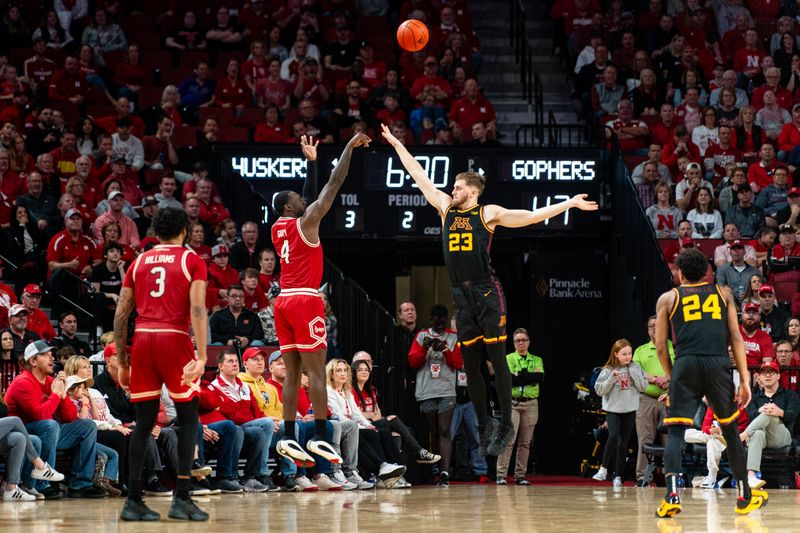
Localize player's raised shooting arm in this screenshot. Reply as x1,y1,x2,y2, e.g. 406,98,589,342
300,135,319,202
190,279,208,365
303,133,371,226
113,287,135,367
654,290,675,378
380,124,451,217
484,194,598,229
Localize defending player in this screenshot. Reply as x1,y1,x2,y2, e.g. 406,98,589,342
114,207,209,521
654,248,767,517
381,124,597,455
271,133,371,466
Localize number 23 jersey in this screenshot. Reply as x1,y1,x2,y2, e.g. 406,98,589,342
271,217,323,290
669,282,729,357
442,205,495,284
123,244,208,330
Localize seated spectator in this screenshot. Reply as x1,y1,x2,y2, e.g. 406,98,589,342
81,9,126,67
134,196,157,237
154,174,182,210
752,67,791,111
186,222,212,263
90,241,125,333
66,175,99,225
370,69,413,115
605,99,648,154
1,204,47,286
775,338,800,390
181,161,220,202
674,69,708,109
20,284,54,342
243,40,268,95
774,186,800,226
96,97,146,140
254,105,291,143
110,119,144,172
684,402,748,489
646,182,683,238
209,285,265,347
46,209,99,303
257,248,279,293
650,103,677,147
742,361,798,488
412,56,454,108
165,11,207,52
33,10,74,51
179,63,215,110
205,6,243,55
113,44,146,102
675,86,702,134
725,186,765,239
778,104,800,165
255,58,291,110
749,229,777,267
590,65,626,122
296,99,334,143
324,26,360,74
716,240,761,302
375,93,406,127
93,190,139,249
710,70,748,108
49,129,80,180
631,145,672,185
184,198,214,247
465,121,501,147
213,59,251,112
256,286,279,345
240,268,267,313
207,245,239,311
741,304,776,366
15,171,60,235
758,284,788,341
756,91,791,141
409,92,446,141
676,162,712,212
230,221,263,271
50,312,91,356
691,107,719,157
294,58,331,111
576,42,610,104
766,223,800,274
756,165,790,219
714,223,759,267
636,161,663,211
195,178,230,229
687,187,723,238
333,80,371,131
95,178,138,219
216,218,241,250
662,125,700,176
3,305,40,360
741,274,766,307
352,357,440,465
704,125,742,183
4,340,103,498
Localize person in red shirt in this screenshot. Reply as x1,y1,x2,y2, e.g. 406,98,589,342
292,58,331,110
243,40,269,95
213,59,251,112
113,44,147,102
241,268,268,312
142,116,178,170
254,105,291,143
47,56,86,105
4,340,102,498
46,208,99,280
747,143,779,192
375,94,406,126
258,247,280,293
740,303,775,367
358,43,387,89
775,339,800,391
751,67,792,111
720,13,749,63
704,125,742,182
733,29,767,86
777,104,800,162
24,38,56,101
94,97,146,139
0,149,23,202
650,103,677,148
49,128,80,179
411,56,453,106
661,125,701,176
20,284,55,342
449,78,496,142
207,245,240,311
255,58,291,110
113,207,209,520
195,178,230,228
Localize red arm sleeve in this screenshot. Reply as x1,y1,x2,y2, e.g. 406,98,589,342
198,385,222,411
443,342,463,370
56,396,78,423
701,407,714,433
48,72,68,102
408,333,427,369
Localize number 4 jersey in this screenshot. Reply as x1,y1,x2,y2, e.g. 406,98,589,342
669,282,729,357
123,244,208,330
442,205,494,283
271,217,324,290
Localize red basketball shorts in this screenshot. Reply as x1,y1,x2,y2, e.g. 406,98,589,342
274,290,327,353
129,329,198,403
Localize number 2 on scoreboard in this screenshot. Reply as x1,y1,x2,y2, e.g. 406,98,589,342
280,239,290,264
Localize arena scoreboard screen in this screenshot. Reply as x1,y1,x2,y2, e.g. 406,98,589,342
215,145,604,238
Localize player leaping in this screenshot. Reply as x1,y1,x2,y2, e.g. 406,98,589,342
271,133,371,467
381,123,598,456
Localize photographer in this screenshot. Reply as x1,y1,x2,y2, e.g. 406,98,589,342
209,285,265,347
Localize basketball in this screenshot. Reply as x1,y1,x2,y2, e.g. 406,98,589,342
397,19,429,52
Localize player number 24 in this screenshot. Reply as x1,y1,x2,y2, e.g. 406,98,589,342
682,293,722,322
448,233,473,252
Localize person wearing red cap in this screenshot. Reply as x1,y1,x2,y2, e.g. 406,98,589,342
742,361,799,488
20,284,55,342
715,239,760,303
4,304,40,360
46,208,99,303
766,223,800,274
747,227,777,268
740,303,776,367
757,284,789,342
206,245,239,312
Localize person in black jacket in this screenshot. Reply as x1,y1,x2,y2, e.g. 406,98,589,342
209,285,265,347
49,312,91,356
228,222,264,271
742,361,800,488
1,204,47,285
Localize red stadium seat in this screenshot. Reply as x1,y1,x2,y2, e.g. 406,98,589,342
200,107,234,127
623,154,646,172
122,13,155,36
179,50,211,70
218,127,250,143
232,108,264,128
9,48,29,68
143,169,165,187
772,280,799,304
104,50,127,69
86,105,114,120
51,102,80,127
694,239,722,259
140,87,163,109
216,51,247,70
172,126,196,149
129,33,161,51
162,67,194,87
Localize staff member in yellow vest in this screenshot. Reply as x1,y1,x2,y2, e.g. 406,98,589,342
632,315,675,486
496,328,543,485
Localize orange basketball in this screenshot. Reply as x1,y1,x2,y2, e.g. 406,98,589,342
397,19,429,52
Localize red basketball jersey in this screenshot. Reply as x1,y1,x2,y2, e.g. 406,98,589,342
123,244,208,330
271,217,323,290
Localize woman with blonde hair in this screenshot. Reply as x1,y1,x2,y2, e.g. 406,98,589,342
592,339,647,487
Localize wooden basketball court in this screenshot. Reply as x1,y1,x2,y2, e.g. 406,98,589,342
0,485,792,532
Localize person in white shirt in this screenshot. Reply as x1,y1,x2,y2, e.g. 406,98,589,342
687,186,724,238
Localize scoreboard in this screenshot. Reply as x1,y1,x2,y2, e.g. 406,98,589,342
215,144,604,238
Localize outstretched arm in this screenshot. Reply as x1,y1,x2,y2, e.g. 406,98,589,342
381,123,452,217
301,132,371,229
300,135,319,202
484,194,598,229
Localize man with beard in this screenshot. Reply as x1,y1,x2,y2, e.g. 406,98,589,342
739,303,775,367
381,123,598,457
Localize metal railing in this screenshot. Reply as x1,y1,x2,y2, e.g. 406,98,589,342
510,0,534,105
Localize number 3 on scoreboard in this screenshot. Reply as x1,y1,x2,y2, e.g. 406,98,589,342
681,293,722,322
280,239,290,264
150,266,166,298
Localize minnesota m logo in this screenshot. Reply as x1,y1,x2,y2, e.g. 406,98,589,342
449,217,473,231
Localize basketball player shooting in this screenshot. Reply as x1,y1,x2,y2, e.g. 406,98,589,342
381,123,598,455
271,132,371,466
654,248,766,517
